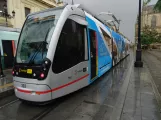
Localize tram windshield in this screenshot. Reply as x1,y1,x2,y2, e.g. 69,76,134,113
16,8,63,64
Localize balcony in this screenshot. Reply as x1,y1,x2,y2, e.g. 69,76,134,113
0,17,12,27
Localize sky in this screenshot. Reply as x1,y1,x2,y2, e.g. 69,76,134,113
59,0,158,43
149,0,157,5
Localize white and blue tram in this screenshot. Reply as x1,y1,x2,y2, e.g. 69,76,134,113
13,5,130,102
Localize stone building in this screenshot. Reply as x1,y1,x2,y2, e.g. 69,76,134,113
135,4,161,49
142,5,161,32
135,4,161,43
0,0,58,28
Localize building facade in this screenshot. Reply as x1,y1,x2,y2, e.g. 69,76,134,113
135,4,161,44
135,4,161,49
7,0,57,28
142,5,161,33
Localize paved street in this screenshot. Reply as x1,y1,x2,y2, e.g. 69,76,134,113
0,69,13,92
143,50,161,101
0,50,160,120
121,60,161,120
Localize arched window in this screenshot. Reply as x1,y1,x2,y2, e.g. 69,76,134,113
151,15,157,28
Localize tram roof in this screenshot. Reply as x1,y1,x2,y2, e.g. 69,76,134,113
0,26,21,32
27,4,128,39
28,6,66,17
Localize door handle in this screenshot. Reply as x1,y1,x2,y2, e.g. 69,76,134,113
83,68,87,72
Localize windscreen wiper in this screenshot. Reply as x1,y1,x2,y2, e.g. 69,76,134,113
28,28,50,64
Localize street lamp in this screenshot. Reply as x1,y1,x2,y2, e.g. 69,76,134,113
1,0,16,26
134,0,143,67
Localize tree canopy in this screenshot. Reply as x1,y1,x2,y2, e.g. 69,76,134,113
143,0,151,6
154,0,161,11
141,25,161,46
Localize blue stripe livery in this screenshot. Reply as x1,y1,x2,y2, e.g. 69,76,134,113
86,16,126,84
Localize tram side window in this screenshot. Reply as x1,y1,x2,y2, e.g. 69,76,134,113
52,19,85,73
100,28,112,52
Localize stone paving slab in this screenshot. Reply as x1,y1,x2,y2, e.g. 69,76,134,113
0,69,14,99
120,62,161,120
143,51,161,108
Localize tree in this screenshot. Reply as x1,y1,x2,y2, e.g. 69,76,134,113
143,0,151,6
141,25,158,46
156,33,161,43
154,0,161,11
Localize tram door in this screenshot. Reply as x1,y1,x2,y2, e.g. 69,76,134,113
89,29,97,80
2,40,14,69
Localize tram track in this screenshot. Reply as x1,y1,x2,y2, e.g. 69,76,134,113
29,99,68,120
0,92,70,120
30,95,72,120
0,98,64,120
30,104,58,120
0,99,19,109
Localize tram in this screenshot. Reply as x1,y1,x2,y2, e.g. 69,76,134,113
13,4,130,102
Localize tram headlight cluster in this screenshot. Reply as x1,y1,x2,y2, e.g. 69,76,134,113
38,58,51,80
12,58,51,80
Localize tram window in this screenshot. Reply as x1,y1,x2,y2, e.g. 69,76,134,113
100,28,112,52
52,19,85,73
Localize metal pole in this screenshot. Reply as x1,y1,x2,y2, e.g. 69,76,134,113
5,15,7,26
134,0,143,67
138,0,141,50
111,32,114,67
3,0,8,27
0,49,4,77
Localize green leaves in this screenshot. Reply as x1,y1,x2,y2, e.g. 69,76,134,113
154,0,161,11
143,0,151,6
141,25,160,45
